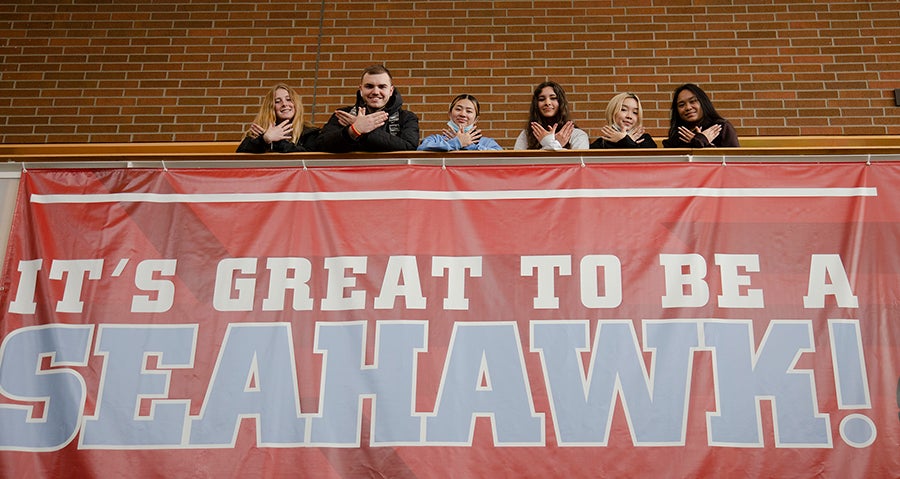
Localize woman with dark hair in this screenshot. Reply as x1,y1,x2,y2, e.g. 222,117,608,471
662,83,739,148
236,83,319,153
418,94,502,151
514,81,589,150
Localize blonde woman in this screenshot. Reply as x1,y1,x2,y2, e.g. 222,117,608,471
590,92,657,149
237,83,319,153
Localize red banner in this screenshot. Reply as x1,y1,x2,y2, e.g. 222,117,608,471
1,163,899,477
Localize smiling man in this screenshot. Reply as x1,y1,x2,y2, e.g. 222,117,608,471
318,64,420,152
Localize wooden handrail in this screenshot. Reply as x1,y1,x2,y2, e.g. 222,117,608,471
1,136,899,163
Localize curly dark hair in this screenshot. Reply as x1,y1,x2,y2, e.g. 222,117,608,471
526,81,574,149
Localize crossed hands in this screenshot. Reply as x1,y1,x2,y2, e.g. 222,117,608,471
336,108,389,137
530,121,574,147
598,125,648,144
441,122,483,148
250,119,293,144
677,124,721,145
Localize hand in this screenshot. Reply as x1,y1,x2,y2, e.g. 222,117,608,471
441,127,455,140
555,121,574,147
628,125,647,144
530,121,554,142
699,124,722,143
349,107,388,136
334,110,355,127
456,125,483,148
678,125,721,144
262,119,293,144
677,126,696,143
248,123,265,139
599,125,627,143
444,122,482,148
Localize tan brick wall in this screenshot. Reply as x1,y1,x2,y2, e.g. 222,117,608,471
1,0,898,147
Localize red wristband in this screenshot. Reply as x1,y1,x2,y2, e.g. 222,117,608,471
349,124,361,138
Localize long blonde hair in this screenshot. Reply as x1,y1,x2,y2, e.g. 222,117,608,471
605,92,643,130
246,83,310,144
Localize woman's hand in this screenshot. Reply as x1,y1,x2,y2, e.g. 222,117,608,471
677,126,696,143
459,122,483,148
628,125,648,144
678,124,721,144
442,123,483,148
555,121,574,147
262,119,293,144
599,125,627,143
530,121,554,142
248,123,265,139
699,124,722,143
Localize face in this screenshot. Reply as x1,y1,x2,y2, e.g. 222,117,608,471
536,86,559,118
273,88,294,122
615,97,640,131
676,89,703,123
449,99,478,127
359,72,394,110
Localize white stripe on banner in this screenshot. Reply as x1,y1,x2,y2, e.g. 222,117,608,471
30,187,878,204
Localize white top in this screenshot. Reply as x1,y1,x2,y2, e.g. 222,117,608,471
514,128,589,150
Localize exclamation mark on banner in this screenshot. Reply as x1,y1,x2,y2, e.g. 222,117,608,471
829,320,876,448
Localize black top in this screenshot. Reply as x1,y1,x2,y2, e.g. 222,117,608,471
236,126,320,153
317,90,420,152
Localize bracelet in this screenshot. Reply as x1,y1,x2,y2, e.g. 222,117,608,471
349,124,362,138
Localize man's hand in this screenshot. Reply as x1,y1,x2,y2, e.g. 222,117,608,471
348,108,388,137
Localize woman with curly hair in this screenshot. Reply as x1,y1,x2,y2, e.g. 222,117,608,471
514,81,588,150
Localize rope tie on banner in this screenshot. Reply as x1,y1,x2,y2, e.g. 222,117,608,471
441,156,446,170
126,161,134,168
21,162,27,173
579,156,586,167
722,155,727,166
866,154,871,166
161,160,168,171
302,159,307,170
687,154,693,163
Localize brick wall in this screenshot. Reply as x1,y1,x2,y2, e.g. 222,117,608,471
1,0,898,146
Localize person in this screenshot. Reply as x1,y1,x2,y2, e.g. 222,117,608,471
662,83,739,148
514,81,589,150
318,64,420,152
236,83,319,153
590,92,657,149
417,94,502,151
